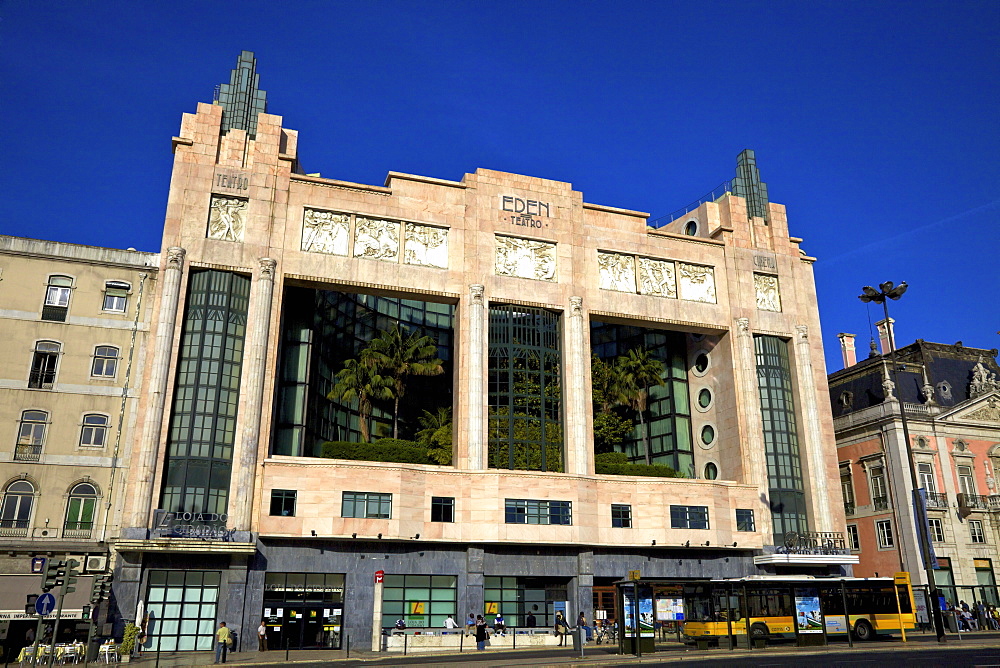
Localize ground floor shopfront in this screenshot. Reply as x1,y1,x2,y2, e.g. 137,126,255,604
115,538,853,652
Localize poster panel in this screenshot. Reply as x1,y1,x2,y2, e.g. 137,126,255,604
794,588,823,634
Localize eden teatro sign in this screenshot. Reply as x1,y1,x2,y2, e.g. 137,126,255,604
500,195,551,229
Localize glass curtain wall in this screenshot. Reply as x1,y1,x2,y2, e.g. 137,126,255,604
754,335,807,542
145,570,221,651
590,323,692,472
161,270,250,515
488,305,563,472
381,575,457,629
274,287,454,456
484,577,568,628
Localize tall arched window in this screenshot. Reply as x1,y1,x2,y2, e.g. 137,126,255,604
80,414,109,447
64,483,98,537
29,341,60,389
42,275,73,321
0,481,35,535
15,410,48,461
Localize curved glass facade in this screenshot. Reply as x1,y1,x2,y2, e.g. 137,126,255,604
274,286,454,456
754,334,807,542
161,270,250,515
488,305,563,472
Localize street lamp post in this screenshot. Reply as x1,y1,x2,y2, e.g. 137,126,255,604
859,281,946,642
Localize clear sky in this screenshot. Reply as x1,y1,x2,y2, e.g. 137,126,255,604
2,1,997,372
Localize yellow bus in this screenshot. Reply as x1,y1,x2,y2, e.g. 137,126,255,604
680,574,915,643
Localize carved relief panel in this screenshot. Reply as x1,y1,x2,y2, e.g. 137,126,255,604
495,235,557,281
354,217,400,262
404,223,449,268
207,196,248,242
597,252,636,292
638,257,677,298
677,263,717,303
301,209,350,255
754,273,781,311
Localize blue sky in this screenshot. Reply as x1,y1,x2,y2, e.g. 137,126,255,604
2,1,997,372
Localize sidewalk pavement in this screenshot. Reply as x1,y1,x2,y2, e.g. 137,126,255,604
127,630,1000,668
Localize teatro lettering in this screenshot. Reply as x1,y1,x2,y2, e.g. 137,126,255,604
215,172,250,191
500,195,551,229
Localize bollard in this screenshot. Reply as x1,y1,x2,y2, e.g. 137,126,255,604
460,631,464,652
285,635,290,662
579,626,585,658
403,633,407,656
346,635,350,659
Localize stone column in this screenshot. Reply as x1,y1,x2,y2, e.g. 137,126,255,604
566,296,589,475
127,246,185,529
733,317,772,538
467,285,486,469
794,325,832,532
229,258,277,531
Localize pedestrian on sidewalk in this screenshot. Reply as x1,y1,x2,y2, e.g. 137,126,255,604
444,615,459,630
475,615,489,650
214,622,232,664
257,621,267,651
493,612,506,636
466,612,476,636
554,611,567,646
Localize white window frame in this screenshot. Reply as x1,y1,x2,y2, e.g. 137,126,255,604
876,519,894,548
91,346,120,378
102,281,131,313
957,464,976,496
846,524,860,551
928,518,944,542
918,462,937,493
970,519,986,544
44,275,73,307
80,414,110,448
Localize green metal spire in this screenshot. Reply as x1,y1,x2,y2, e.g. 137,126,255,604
216,51,268,139
731,149,770,223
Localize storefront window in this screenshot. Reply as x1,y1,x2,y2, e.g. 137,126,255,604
145,570,220,651
262,572,345,649
381,574,457,629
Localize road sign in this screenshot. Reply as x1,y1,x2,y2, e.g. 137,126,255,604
628,570,641,581
31,557,46,574
35,592,56,616
374,570,384,583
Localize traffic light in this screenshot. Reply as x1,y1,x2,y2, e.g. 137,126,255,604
91,574,113,604
25,594,38,615
64,558,81,594
42,559,65,592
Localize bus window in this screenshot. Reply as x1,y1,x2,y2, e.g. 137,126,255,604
685,595,714,621
747,588,792,618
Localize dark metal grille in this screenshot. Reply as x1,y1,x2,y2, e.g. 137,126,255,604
161,270,250,515
925,491,949,509
754,335,807,542
488,305,562,472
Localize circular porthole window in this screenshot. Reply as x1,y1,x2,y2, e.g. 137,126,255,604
693,351,710,376
701,425,716,446
684,220,698,236
697,388,713,410
704,462,719,480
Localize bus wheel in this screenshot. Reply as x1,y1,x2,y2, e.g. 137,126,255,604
750,623,769,640
853,620,875,641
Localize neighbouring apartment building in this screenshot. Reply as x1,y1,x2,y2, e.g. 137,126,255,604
101,52,852,652
0,236,157,658
830,328,1000,607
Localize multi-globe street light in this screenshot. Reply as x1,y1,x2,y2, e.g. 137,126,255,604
858,281,946,641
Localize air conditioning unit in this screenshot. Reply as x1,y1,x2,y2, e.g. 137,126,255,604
85,556,108,573
66,555,86,569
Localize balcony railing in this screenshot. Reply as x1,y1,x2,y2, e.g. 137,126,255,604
959,493,989,510
925,491,949,509
14,444,42,462
28,369,56,389
987,495,1000,511
0,520,29,537
62,525,94,540
844,502,856,516
872,496,890,511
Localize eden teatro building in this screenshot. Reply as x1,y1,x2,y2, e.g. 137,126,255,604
113,53,853,652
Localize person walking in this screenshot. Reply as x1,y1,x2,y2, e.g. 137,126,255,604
475,615,489,650
443,615,459,630
525,611,536,628
214,622,232,664
554,611,567,646
257,621,267,651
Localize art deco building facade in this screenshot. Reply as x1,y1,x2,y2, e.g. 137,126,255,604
831,332,1000,606
112,53,851,652
0,236,157,653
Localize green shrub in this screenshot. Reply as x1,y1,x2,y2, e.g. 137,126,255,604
594,451,683,478
320,439,438,465
119,623,140,657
